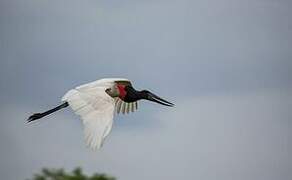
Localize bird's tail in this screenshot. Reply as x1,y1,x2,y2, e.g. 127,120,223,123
27,102,69,123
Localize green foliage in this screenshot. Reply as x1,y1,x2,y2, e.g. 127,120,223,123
27,167,115,180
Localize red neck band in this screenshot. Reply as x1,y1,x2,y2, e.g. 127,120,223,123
117,85,127,99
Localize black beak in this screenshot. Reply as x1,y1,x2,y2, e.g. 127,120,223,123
146,91,174,107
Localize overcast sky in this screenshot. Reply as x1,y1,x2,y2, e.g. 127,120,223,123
0,0,291,180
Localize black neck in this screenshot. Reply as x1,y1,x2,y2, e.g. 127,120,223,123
124,86,147,102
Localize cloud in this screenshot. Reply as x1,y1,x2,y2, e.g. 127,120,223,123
0,0,291,179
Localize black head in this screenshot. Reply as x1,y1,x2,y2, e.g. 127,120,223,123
139,90,174,107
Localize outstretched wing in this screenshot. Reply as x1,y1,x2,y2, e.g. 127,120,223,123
62,79,116,150
61,78,138,150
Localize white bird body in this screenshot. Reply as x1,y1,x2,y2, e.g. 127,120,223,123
28,78,174,150
62,78,133,150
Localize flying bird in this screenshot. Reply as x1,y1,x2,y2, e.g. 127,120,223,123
27,78,174,150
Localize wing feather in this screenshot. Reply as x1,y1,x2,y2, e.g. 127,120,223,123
121,101,126,114
61,78,138,150
126,103,129,114
135,101,138,110
128,103,132,113
116,99,123,114
62,82,116,150
115,98,138,115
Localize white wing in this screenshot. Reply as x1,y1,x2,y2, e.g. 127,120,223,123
62,79,120,150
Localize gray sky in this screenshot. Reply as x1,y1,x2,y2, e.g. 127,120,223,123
0,0,291,179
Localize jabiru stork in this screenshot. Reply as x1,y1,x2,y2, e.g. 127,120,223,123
27,78,174,150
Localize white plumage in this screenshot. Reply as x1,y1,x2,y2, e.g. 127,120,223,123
28,77,173,151
62,78,136,150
